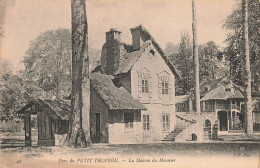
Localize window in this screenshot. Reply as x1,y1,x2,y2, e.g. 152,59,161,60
142,79,149,93
124,113,134,128
162,114,170,131
143,115,150,130
161,76,169,94
176,103,186,112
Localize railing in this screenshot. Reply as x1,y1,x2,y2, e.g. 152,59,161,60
203,107,215,112
231,104,240,111
216,103,230,110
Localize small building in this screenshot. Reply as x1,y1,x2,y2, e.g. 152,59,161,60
17,99,70,146
173,77,260,141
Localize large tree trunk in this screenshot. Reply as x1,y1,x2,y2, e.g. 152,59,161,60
192,0,201,113
242,0,253,135
65,0,91,148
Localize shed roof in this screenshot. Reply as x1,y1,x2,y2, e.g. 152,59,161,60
17,99,71,120
90,73,146,110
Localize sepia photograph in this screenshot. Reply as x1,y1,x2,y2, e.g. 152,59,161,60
0,0,259,167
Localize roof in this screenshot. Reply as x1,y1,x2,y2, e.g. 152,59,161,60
114,41,151,75
90,73,146,110
200,78,244,101
17,99,71,120
113,25,181,79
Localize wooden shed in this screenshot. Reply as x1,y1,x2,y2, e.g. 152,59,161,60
18,99,71,146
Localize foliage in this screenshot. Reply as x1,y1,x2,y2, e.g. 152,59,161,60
199,41,229,82
223,0,260,92
0,59,27,121
22,28,100,100
169,32,194,95
168,34,227,95
0,119,24,133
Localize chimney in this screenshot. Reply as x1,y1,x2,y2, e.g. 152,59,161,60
101,28,126,75
106,28,121,42
130,26,143,51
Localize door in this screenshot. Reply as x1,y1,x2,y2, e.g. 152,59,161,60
95,113,101,143
218,111,228,131
204,120,211,140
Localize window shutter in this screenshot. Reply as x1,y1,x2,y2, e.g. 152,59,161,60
168,76,172,99
138,72,142,98
148,74,152,100
158,75,162,99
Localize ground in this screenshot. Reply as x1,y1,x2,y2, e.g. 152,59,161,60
0,133,259,168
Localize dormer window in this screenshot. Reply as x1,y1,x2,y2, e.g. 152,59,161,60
141,74,149,93
138,68,152,99
162,76,169,94
157,70,171,99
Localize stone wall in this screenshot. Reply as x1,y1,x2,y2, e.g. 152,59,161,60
174,112,218,142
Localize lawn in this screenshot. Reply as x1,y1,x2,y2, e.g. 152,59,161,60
0,134,259,168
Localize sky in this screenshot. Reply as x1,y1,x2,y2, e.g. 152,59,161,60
0,0,238,72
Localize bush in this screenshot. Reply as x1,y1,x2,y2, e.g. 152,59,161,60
0,119,24,133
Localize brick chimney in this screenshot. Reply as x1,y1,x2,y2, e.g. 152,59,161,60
130,25,143,51
106,28,121,42
101,28,126,75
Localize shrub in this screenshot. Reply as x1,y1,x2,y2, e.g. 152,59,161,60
0,119,24,133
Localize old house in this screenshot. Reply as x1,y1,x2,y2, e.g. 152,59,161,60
97,25,181,142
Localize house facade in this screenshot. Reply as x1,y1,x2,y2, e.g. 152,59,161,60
97,25,181,143
174,77,260,141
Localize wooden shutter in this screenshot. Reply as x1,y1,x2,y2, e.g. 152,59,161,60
168,76,172,99
148,73,152,101
138,72,142,98
158,75,162,99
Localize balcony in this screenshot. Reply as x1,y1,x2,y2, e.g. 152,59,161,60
231,104,240,111
216,103,230,110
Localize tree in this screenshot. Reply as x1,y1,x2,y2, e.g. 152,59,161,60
169,32,194,95
223,0,260,92
0,59,26,121
165,42,178,57
22,29,101,100
192,0,200,113
242,0,253,135
64,0,91,148
23,29,72,100
199,41,228,82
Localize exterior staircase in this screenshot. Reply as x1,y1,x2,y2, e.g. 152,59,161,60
163,115,196,141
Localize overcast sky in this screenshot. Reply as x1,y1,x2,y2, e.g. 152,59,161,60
0,0,237,72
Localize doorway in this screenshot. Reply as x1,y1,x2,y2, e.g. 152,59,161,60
204,120,211,140
95,113,101,143
30,114,38,146
218,111,228,131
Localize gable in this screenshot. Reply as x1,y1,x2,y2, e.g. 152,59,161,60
113,25,181,79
